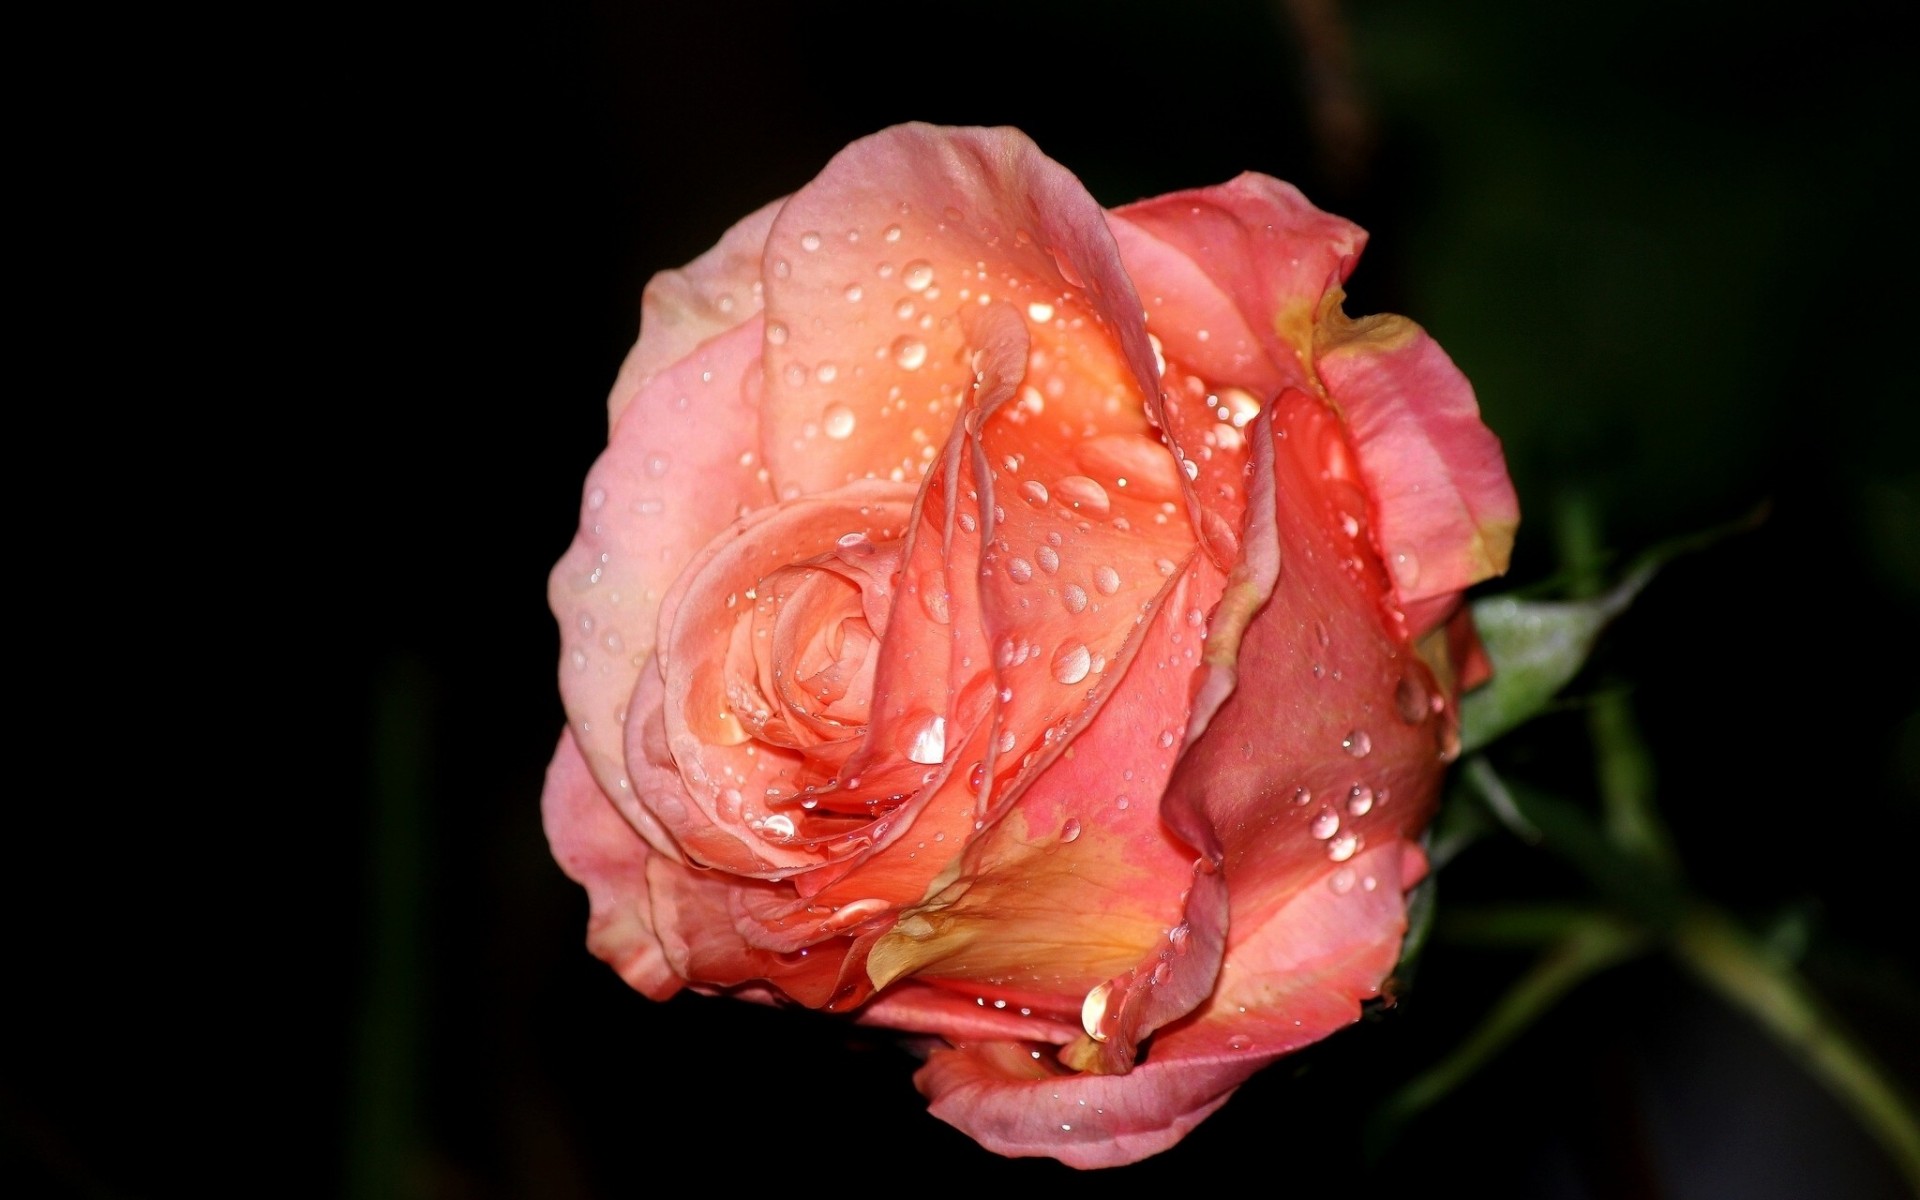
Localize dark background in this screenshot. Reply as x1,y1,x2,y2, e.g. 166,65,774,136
12,0,1916,1195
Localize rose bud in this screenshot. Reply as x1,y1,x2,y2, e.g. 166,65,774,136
543,123,1517,1167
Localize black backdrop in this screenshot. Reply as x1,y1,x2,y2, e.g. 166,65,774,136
11,1,1916,1195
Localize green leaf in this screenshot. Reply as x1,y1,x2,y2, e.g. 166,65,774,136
1455,563,1653,754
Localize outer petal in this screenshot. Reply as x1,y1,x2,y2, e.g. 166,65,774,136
912,841,1415,1169
540,731,679,1000
757,124,1162,509
551,317,775,807
611,199,783,426
1316,304,1519,614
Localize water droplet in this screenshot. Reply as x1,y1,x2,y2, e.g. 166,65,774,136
1062,584,1087,613
1116,793,1130,810
1347,785,1374,816
1081,980,1116,1040
1053,475,1111,515
958,512,977,533
883,224,902,243
1328,867,1357,895
1220,387,1262,428
1227,1033,1253,1051
1343,729,1372,758
1151,961,1173,986
1036,545,1060,574
585,486,605,510
822,403,856,439
919,569,951,623
891,336,927,370
800,231,822,252
821,896,889,932
815,362,838,384
767,321,788,346
1310,808,1340,839
1395,672,1430,724
646,451,671,478
1007,557,1034,583
1292,786,1312,806
1094,566,1121,595
1156,557,1177,577
1158,729,1175,749
1052,642,1092,684
1020,480,1049,506
1391,549,1420,588
1327,832,1359,862
760,813,796,839
1314,620,1330,647
844,283,863,302
906,714,948,764
1060,818,1081,842
903,261,934,292
1026,301,1055,323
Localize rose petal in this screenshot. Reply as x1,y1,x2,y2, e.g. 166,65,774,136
866,563,1221,1005
1113,174,1366,383
638,482,917,877
551,317,775,804
758,124,1161,505
540,731,679,1000
613,199,783,426
910,840,1417,1169
1316,304,1519,618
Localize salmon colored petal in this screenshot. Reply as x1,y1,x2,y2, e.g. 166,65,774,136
758,124,1161,507
910,840,1417,1169
639,482,917,878
858,981,1081,1044
1316,303,1519,616
551,317,775,804
1114,175,1366,383
540,731,679,1001
1167,387,1450,909
867,564,1224,1034
612,199,783,426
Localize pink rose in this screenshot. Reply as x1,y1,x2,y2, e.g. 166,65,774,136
542,123,1516,1167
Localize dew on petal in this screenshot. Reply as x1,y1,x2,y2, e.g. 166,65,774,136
1060,818,1081,843
1310,808,1340,839
1020,480,1049,506
906,714,948,765
903,261,934,292
1062,583,1088,613
1052,642,1092,685
1343,729,1372,758
1036,545,1060,574
1053,475,1111,516
822,404,856,439
1347,785,1374,816
892,336,927,370
1007,557,1034,583
1094,565,1121,595
1327,832,1359,862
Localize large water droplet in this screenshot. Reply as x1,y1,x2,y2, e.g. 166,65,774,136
1052,642,1092,684
760,813,796,839
1081,980,1117,1040
1327,832,1359,862
1007,557,1034,583
1060,818,1081,843
903,261,934,292
1094,565,1121,595
1062,584,1087,613
822,403,856,439
1026,300,1055,323
821,896,889,932
906,714,948,764
1036,545,1060,574
1347,785,1374,816
1020,480,1050,506
1310,808,1340,839
883,224,902,243
800,231,822,252
892,335,927,370
1053,475,1111,516
1343,729,1372,758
